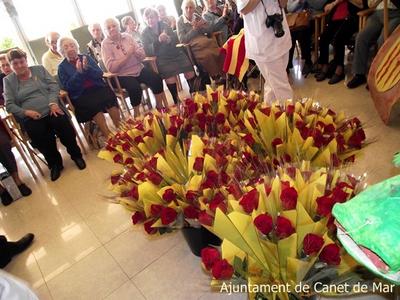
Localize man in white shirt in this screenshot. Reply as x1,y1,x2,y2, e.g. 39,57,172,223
237,0,293,103
0,270,38,300
42,32,63,77
347,0,400,89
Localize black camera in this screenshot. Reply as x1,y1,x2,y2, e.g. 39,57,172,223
265,13,285,38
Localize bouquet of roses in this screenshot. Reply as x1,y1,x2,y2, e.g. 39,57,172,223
200,166,370,300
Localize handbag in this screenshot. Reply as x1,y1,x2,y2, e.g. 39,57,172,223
286,10,310,31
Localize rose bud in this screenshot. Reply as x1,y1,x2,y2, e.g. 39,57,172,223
144,219,157,235
276,216,295,239
183,205,199,219
280,187,298,210
193,157,204,172
239,189,259,214
160,207,178,225
212,259,234,280
198,211,213,226
131,211,145,225
201,247,221,270
162,189,177,203
254,213,273,235
316,196,335,217
150,204,163,217
147,172,163,185
303,233,324,255
319,243,341,265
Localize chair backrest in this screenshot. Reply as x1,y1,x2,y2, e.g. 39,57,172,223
28,37,47,64
70,25,92,55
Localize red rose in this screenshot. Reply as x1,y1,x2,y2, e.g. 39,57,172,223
162,189,176,203
239,189,259,214
209,192,227,213
168,126,178,137
128,185,139,200
327,215,337,232
283,154,292,163
160,207,177,225
319,243,341,265
136,172,147,181
265,185,272,196
144,130,153,138
260,107,271,116
211,91,219,102
332,186,348,203
144,219,157,234
212,259,234,280
286,104,295,115
248,101,257,112
254,213,273,235
324,124,335,134
145,157,158,171
198,211,213,226
280,187,298,210
206,170,219,183
351,117,361,127
303,233,324,255
111,174,120,185
193,157,204,172
227,183,242,200
348,128,365,148
215,113,225,124
201,247,221,270
316,196,335,217
243,134,255,146
276,216,295,239
336,134,346,152
184,205,199,219
124,157,134,165
313,129,324,148
147,172,163,185
131,211,145,224
186,100,198,116
248,117,257,129
275,111,283,119
186,190,198,202
272,138,283,148
184,124,193,133
150,204,163,216
134,135,144,144
122,142,130,152
113,154,123,164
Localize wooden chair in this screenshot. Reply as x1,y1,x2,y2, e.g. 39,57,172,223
59,90,98,150
1,113,45,179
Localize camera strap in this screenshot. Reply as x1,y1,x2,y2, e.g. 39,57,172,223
260,0,284,17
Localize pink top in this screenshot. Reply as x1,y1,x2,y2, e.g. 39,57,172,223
101,33,145,76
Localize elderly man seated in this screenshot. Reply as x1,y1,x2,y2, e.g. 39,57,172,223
58,37,121,137
42,32,63,77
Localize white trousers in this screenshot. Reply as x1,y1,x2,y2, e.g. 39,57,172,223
254,52,293,104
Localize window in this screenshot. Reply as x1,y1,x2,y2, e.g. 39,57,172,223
133,0,178,24
77,0,129,25
12,0,79,40
0,4,22,51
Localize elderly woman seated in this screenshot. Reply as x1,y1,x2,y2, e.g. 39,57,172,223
57,37,120,137
142,7,196,103
101,17,168,117
156,4,177,30
121,16,143,45
203,0,231,43
177,0,224,83
4,49,85,182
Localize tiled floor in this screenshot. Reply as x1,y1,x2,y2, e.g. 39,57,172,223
1,63,399,300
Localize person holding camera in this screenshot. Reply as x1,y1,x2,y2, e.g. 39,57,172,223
237,0,293,103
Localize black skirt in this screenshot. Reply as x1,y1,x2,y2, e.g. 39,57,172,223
72,86,118,123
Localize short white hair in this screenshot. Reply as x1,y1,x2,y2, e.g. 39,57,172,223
103,17,121,36
88,23,101,32
57,36,79,57
45,32,60,46
181,0,196,11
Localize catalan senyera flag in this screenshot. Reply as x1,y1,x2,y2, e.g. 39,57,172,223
221,29,249,82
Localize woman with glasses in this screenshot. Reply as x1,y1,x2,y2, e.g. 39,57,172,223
101,17,168,117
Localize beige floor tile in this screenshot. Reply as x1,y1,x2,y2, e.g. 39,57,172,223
132,240,212,300
46,247,128,300
105,228,180,278
35,284,53,300
84,202,132,244
0,207,26,240
32,221,101,281
104,281,145,300
3,250,45,289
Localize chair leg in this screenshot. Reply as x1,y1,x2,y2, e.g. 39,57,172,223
14,142,38,179
78,122,92,146
70,119,87,154
176,75,183,92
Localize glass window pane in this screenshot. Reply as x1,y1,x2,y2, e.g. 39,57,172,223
12,0,79,40
77,0,129,25
0,4,23,51
134,0,178,24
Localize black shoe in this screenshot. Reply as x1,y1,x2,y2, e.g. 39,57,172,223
18,184,32,197
302,63,313,78
8,233,35,256
328,73,345,85
1,190,13,206
315,72,327,82
73,157,86,170
347,74,367,89
51,165,63,181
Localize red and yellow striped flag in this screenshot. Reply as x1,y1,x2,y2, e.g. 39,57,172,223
221,29,249,82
